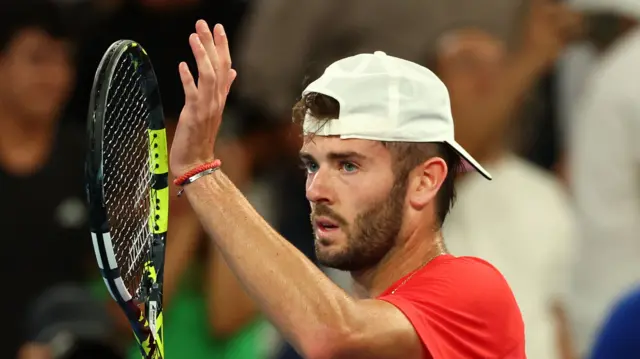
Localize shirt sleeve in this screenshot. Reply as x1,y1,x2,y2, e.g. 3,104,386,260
378,258,525,359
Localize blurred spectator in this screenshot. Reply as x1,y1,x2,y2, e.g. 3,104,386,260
236,0,524,123
0,1,93,357
438,2,582,359
20,284,122,359
587,286,640,359
565,0,640,356
235,0,571,172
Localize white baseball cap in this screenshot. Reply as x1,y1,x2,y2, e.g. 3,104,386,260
302,51,492,180
572,0,640,19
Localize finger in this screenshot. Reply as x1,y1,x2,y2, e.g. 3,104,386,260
226,69,237,94
189,33,216,108
195,20,220,73
179,62,198,107
213,24,232,89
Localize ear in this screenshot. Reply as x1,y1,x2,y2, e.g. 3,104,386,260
407,157,448,210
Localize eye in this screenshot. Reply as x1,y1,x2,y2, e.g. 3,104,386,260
299,161,319,174
340,161,358,173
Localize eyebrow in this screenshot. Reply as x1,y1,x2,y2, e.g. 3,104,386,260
299,151,368,162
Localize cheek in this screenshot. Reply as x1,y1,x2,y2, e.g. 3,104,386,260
5,63,38,92
2,69,31,102
343,176,393,221
305,174,312,190
42,63,74,94
31,65,74,107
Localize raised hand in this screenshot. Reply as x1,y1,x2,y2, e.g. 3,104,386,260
170,20,237,178
521,0,584,70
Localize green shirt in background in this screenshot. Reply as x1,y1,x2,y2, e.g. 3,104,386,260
91,266,267,359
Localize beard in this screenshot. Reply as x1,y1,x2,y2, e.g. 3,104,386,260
311,178,407,271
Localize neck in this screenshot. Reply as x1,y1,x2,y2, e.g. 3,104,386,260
351,227,445,299
0,108,56,176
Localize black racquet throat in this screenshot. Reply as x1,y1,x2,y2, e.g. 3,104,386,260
85,40,168,359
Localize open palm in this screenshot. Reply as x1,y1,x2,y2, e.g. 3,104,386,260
170,20,237,178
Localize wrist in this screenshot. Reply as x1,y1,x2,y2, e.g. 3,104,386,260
173,159,222,196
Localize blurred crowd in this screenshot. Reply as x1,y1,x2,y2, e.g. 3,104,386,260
1,0,639,358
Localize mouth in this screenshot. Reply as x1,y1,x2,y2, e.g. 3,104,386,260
314,216,340,233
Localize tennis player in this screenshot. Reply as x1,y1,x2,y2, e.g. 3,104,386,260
170,20,526,359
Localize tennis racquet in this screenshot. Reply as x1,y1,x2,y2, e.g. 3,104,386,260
85,40,168,359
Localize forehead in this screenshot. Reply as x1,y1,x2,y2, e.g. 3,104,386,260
5,28,72,55
300,136,389,159
438,29,505,60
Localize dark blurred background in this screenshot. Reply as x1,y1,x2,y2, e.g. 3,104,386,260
1,0,639,358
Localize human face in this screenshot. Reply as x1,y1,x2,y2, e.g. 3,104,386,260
0,28,75,124
437,29,506,102
300,136,407,271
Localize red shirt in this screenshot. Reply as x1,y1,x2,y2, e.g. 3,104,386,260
377,254,525,359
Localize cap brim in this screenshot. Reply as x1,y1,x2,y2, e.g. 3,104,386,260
445,140,492,180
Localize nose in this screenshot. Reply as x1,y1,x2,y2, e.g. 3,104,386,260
306,169,335,205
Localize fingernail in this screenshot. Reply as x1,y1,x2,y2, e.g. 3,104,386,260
219,24,226,36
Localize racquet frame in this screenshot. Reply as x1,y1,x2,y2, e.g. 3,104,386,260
85,40,168,359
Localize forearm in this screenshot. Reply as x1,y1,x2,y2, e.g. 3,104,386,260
206,245,259,337
184,171,356,355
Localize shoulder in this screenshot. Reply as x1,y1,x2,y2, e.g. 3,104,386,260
480,156,571,213
408,255,521,311
498,157,574,226
590,286,640,359
582,29,640,106
378,255,525,358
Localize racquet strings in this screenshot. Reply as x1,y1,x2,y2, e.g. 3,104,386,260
102,53,152,300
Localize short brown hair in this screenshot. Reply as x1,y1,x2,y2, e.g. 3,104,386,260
292,92,462,228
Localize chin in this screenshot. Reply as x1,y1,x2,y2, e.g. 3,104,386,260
315,238,342,256
315,242,345,264
315,246,362,271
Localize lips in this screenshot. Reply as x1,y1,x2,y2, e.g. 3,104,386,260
314,216,340,232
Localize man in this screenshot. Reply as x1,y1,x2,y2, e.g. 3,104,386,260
170,20,525,358
0,1,92,358
565,0,640,356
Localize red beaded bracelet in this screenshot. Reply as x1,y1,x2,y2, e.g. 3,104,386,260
173,159,222,194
